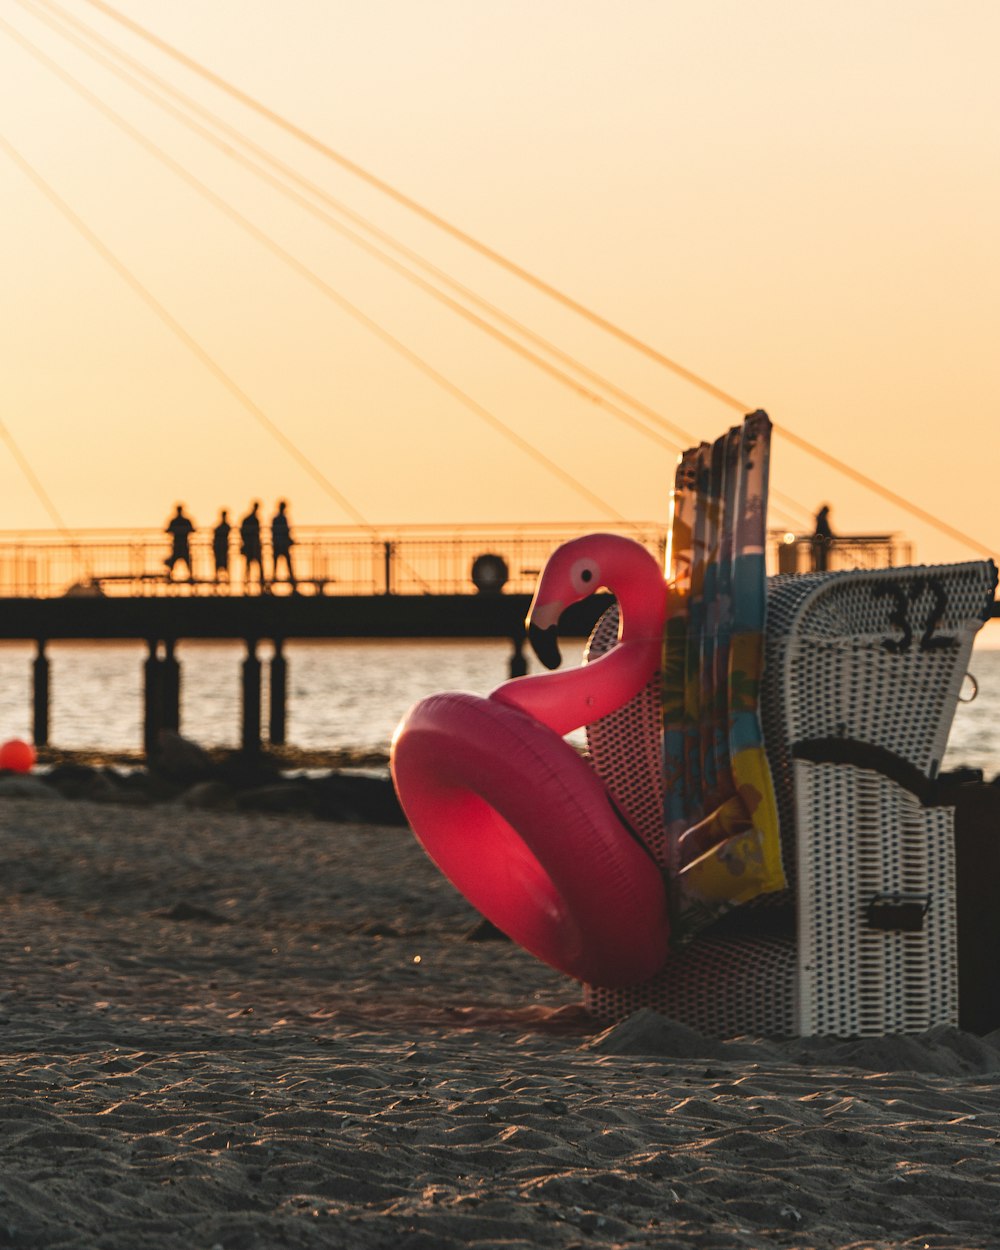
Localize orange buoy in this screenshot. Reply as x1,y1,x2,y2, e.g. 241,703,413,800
0,739,36,773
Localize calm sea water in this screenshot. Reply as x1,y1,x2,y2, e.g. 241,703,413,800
1,638,998,779
0,638,586,761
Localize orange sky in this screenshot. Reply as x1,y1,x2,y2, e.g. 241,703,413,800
0,0,998,566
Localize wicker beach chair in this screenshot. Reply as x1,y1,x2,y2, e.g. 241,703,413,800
583,416,997,1037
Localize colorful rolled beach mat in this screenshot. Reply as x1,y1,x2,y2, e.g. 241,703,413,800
663,410,786,941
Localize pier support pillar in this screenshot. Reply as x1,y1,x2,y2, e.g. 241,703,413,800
162,639,181,733
242,639,262,754
32,639,49,748
268,639,287,746
143,640,164,759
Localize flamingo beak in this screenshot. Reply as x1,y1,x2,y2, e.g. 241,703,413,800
528,622,561,670
526,597,564,670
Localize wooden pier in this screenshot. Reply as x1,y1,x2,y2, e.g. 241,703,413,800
0,522,650,758
0,522,993,760
0,591,611,758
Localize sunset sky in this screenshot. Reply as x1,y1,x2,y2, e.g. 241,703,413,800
0,0,997,564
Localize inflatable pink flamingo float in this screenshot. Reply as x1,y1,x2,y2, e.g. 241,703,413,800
390,533,671,987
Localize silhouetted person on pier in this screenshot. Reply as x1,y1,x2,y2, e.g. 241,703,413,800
812,504,835,572
212,510,232,584
164,504,194,580
240,501,263,591
270,500,297,590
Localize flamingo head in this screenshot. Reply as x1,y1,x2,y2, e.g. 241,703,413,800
526,533,659,670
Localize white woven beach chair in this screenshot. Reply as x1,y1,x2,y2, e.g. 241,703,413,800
583,560,997,1037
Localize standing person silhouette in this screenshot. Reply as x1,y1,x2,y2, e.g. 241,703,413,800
212,509,232,585
812,504,835,572
164,504,195,580
239,501,264,592
270,499,297,590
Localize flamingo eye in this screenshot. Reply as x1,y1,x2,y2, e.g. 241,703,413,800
569,557,600,594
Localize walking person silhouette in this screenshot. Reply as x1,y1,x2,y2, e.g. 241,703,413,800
212,509,232,585
239,501,264,592
164,504,195,580
270,499,297,591
812,504,835,572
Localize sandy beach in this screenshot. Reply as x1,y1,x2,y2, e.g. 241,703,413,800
3,794,1000,1249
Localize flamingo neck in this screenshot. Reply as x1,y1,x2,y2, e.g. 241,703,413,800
490,571,666,738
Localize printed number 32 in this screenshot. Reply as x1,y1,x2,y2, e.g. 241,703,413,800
873,578,954,654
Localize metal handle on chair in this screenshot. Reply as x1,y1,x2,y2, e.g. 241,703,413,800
865,893,931,932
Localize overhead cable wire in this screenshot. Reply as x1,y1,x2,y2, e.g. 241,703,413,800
30,0,694,454
0,127,383,534
1,14,630,526
76,0,753,413
773,425,995,558
71,0,993,552
0,414,101,580
21,0,679,459
20,1,818,528
21,0,810,529
68,0,990,550
0,416,71,533
23,1,691,465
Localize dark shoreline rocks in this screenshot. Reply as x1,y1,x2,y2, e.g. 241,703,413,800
2,752,993,834
0,730,406,826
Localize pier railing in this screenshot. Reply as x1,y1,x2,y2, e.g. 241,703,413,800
769,530,912,575
0,522,668,599
0,524,920,599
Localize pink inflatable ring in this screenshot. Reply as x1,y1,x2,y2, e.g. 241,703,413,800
391,534,670,987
